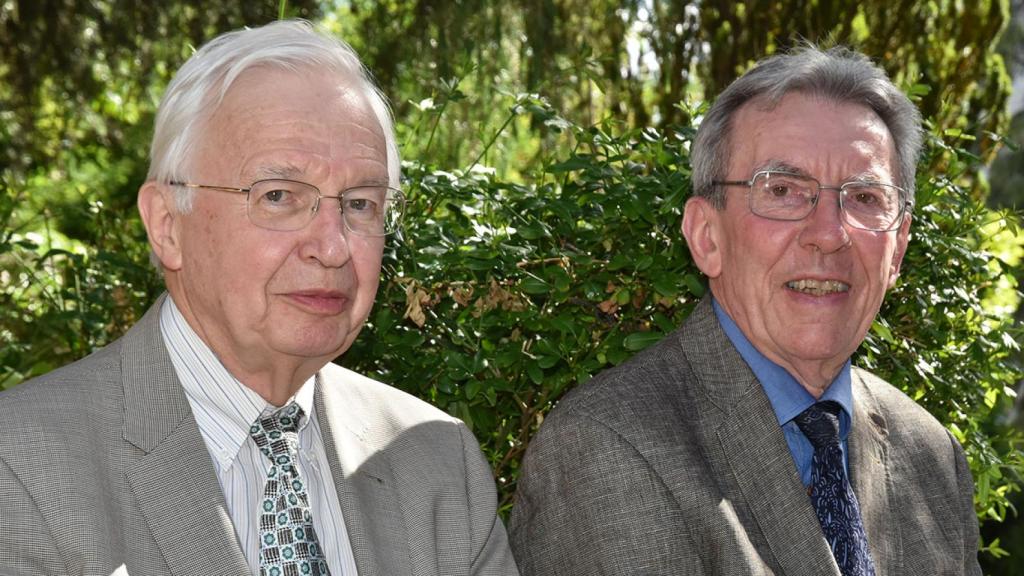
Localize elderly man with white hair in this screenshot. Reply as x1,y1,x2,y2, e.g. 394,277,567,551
0,20,518,576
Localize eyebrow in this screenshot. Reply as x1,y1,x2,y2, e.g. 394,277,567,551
355,176,390,187
252,165,392,191
756,160,809,177
756,161,890,184
253,164,305,181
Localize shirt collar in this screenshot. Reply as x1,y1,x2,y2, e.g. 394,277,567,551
159,295,316,467
711,298,853,437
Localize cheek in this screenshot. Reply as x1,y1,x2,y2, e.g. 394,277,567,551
354,247,384,286
860,238,897,279
349,242,385,297
217,232,295,299
732,229,792,283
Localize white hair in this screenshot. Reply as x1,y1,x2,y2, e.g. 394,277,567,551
146,19,400,212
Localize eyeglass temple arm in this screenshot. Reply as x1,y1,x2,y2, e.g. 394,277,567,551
168,182,249,194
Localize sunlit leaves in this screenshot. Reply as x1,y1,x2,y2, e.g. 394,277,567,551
344,117,701,510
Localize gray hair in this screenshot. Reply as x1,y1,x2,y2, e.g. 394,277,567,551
146,19,400,212
691,45,922,210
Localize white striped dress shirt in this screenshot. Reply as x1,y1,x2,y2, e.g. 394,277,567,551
159,296,358,575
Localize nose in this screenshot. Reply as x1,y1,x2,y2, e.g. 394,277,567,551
798,188,851,253
297,196,352,267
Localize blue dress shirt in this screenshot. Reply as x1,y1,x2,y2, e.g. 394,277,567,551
712,299,853,487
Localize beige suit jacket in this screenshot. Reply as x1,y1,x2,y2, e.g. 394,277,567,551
509,298,980,575
0,296,518,576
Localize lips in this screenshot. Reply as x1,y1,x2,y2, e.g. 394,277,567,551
786,279,850,296
285,290,349,314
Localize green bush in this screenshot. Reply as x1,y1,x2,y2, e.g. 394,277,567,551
343,100,1024,548
3,96,1021,558
344,100,704,510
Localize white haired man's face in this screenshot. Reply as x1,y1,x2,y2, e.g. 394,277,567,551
156,67,389,387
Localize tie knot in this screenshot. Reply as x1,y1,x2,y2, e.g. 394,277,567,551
794,400,842,450
249,402,304,462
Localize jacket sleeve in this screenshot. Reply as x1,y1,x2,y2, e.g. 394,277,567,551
949,432,982,576
459,423,521,576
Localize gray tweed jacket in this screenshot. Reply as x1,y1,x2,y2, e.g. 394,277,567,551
509,297,980,575
0,294,518,576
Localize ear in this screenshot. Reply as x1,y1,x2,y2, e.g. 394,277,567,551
137,181,183,271
682,196,723,279
886,214,911,289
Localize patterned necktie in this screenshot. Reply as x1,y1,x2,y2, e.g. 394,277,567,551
794,401,876,576
249,402,332,576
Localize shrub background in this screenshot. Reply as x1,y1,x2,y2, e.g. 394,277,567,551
2,0,1024,570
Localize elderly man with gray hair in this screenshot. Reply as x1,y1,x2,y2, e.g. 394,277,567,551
0,20,518,576
509,46,981,576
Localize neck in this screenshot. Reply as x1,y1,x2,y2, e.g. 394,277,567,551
235,366,314,407
786,367,837,399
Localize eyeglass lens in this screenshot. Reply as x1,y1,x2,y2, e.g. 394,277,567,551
749,172,902,231
246,179,402,236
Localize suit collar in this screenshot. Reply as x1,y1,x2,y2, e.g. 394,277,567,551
314,368,411,576
120,293,250,575
121,293,192,452
679,297,841,575
676,298,763,413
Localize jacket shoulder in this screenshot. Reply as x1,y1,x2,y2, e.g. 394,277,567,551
552,329,692,426
317,362,474,464
0,339,125,430
319,362,458,427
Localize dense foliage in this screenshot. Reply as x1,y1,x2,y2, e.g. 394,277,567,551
340,108,1024,552
3,0,1024,567
344,102,701,510
335,0,1013,170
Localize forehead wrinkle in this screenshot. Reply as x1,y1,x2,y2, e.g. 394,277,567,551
327,122,386,159
236,118,332,150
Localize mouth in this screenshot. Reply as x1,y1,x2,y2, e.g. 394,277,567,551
285,290,349,314
785,279,850,296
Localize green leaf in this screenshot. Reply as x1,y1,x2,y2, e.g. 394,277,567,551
653,277,678,297
683,274,705,297
623,331,664,352
465,379,482,400
527,362,544,385
537,355,560,369
520,277,550,294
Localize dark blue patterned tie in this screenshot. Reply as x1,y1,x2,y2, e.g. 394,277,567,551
249,403,331,576
794,401,876,576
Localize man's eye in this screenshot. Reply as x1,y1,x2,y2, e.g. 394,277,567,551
851,190,881,206
261,189,292,204
345,197,378,213
769,185,791,197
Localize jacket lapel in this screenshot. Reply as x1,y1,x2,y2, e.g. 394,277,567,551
120,295,250,575
682,299,840,575
714,386,839,575
849,370,900,573
315,375,411,576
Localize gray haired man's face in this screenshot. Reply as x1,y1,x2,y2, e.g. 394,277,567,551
683,92,910,392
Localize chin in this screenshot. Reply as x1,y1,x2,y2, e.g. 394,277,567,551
274,328,355,359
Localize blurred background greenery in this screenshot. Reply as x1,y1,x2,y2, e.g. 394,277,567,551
2,0,1024,571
